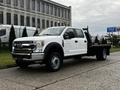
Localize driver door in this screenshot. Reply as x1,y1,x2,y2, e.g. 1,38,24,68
63,28,77,56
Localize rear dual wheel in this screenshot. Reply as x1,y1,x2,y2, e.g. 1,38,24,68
96,49,107,60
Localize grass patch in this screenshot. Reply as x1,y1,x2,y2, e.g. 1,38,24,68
110,47,120,53
0,47,15,69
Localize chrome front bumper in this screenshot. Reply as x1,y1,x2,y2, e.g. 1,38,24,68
12,52,44,61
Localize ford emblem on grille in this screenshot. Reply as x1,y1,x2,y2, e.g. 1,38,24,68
16,43,23,48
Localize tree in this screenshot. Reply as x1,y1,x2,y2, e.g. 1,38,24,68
22,27,28,37
101,38,107,44
9,25,16,51
94,36,100,44
34,29,39,36
107,34,120,47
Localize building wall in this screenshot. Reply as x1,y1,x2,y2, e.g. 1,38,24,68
0,0,71,31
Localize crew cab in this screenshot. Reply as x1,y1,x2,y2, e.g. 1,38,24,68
12,27,111,72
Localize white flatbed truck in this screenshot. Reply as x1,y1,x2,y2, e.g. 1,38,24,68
12,27,111,72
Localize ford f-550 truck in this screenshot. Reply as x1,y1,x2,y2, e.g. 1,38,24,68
12,27,111,72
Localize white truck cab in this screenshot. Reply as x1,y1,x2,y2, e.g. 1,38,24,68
12,26,111,72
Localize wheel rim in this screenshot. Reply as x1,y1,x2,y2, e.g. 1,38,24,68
103,49,107,59
51,56,60,70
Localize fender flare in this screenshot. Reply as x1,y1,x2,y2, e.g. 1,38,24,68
44,42,64,59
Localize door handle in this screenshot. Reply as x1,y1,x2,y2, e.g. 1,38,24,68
84,40,87,43
75,40,78,43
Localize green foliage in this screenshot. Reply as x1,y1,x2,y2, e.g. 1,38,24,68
0,47,15,68
101,38,107,44
22,27,28,37
9,25,16,51
110,47,120,52
108,35,120,47
94,36,100,44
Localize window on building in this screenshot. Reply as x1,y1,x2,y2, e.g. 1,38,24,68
37,18,40,28
50,5,53,15
6,0,11,5
32,0,35,11
51,21,53,27
42,2,45,13
7,13,11,24
61,23,64,26
42,19,45,29
0,11,3,24
14,14,18,25
46,20,49,28
62,9,64,18
68,10,70,19
58,22,60,26
46,3,49,14
0,0,3,3
26,16,30,26
37,0,40,12
55,6,57,16
13,0,18,6
20,15,24,26
65,10,67,18
32,17,35,27
26,0,30,10
58,8,60,17
55,22,57,26
20,0,24,8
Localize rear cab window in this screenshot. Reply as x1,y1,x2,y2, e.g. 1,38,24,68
75,29,84,38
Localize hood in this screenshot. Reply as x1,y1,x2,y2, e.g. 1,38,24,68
14,36,60,42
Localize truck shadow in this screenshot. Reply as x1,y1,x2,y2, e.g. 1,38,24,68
17,57,107,73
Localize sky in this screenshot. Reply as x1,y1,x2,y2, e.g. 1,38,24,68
52,0,120,36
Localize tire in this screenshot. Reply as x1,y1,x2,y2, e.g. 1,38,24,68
46,52,63,72
16,59,29,69
96,49,107,60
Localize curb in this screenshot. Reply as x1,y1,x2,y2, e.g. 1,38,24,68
0,64,17,69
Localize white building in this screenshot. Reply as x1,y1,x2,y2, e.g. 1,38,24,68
0,0,71,31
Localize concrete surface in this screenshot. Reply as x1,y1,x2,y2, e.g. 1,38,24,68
0,52,120,90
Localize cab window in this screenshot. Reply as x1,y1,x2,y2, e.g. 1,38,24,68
75,29,84,38
63,28,76,39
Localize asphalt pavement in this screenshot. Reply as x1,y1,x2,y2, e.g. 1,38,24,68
0,52,120,90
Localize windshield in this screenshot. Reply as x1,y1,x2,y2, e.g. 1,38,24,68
39,27,65,36
0,29,6,36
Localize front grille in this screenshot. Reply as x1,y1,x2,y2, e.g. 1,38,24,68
13,41,35,54
14,48,33,53
14,41,33,44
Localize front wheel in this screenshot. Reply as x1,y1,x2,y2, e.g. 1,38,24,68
46,52,63,72
96,49,107,60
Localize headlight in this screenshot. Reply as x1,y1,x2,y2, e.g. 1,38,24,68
33,41,44,52
35,41,44,47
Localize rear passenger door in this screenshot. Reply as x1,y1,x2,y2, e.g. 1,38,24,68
74,29,87,54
